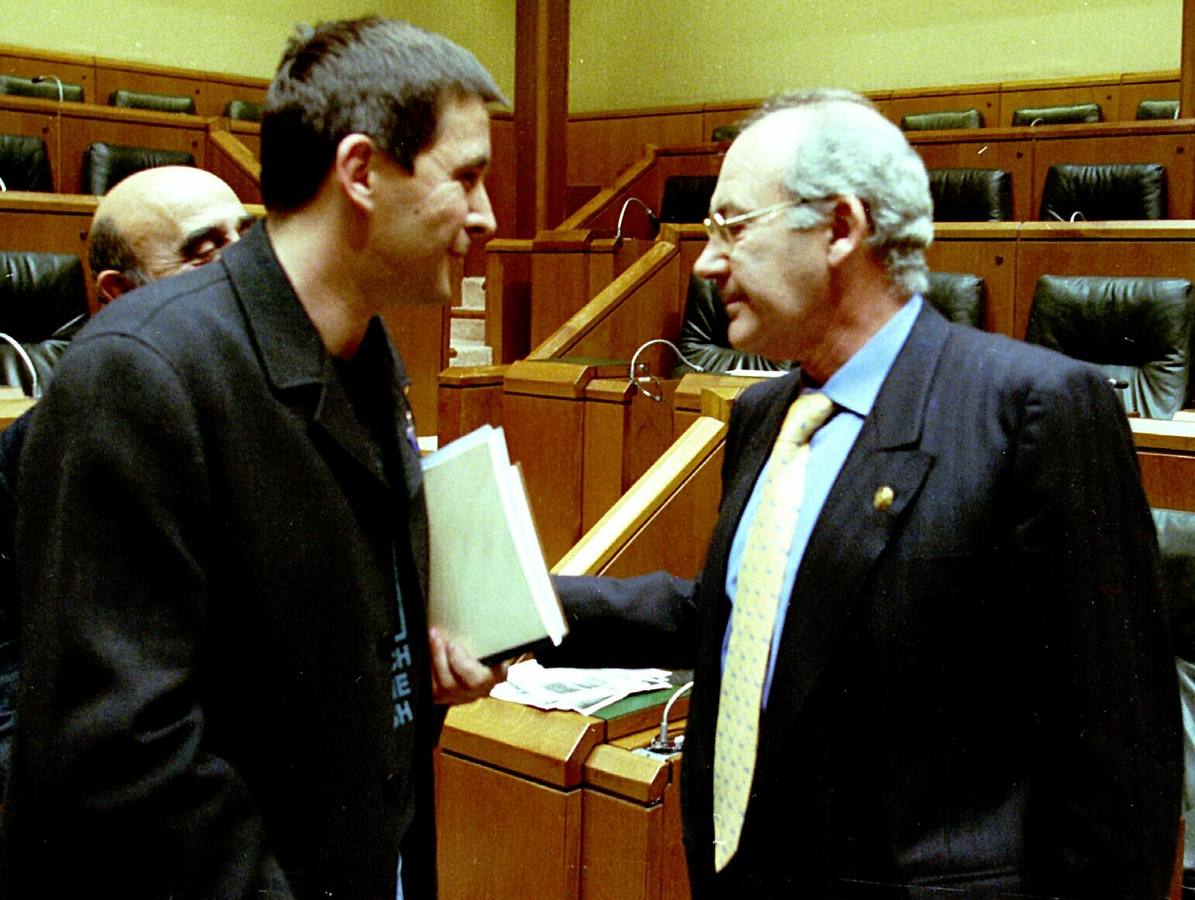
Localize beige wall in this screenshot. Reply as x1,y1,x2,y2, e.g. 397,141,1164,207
569,0,1184,112
0,0,1183,114
0,0,516,98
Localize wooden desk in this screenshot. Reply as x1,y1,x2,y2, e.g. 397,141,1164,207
437,691,690,900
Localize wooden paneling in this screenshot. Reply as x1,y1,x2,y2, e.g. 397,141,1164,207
437,366,506,446
0,46,94,103
1013,223,1195,339
206,129,261,205
1121,72,1182,121
437,752,582,900
909,131,1034,221
93,58,267,119
579,790,663,900
997,77,1121,127
567,108,705,188
880,85,1001,129
1029,124,1195,220
927,224,1018,336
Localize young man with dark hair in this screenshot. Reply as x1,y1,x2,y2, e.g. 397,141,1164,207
1,18,506,899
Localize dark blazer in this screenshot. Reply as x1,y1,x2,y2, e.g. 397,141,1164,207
1,225,443,899
551,304,1181,898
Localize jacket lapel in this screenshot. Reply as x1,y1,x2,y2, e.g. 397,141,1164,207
762,305,949,732
222,223,391,494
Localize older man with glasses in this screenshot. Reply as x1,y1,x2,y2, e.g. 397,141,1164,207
546,89,1179,898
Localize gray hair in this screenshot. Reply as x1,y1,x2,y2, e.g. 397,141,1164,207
87,215,150,287
748,89,933,297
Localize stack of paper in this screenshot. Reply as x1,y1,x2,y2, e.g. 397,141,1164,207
421,425,567,664
491,660,674,716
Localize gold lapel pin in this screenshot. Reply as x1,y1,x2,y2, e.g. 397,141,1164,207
873,485,895,511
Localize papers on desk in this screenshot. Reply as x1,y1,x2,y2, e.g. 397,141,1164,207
422,425,566,665
491,659,673,716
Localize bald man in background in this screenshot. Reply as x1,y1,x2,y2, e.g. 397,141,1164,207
0,165,253,795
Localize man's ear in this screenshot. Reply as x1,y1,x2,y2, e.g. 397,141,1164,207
333,133,378,213
825,195,870,269
95,270,136,304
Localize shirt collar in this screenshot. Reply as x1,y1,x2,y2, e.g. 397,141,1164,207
820,294,922,418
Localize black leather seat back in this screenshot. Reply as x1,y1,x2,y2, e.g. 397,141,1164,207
1026,274,1195,419
0,74,84,103
0,251,89,396
659,176,718,224
223,99,263,122
928,168,1012,222
1154,507,1195,660
0,134,53,192
710,124,740,143
109,89,196,115
81,142,196,195
1137,99,1180,120
1011,103,1101,126
672,275,796,376
901,108,983,131
926,272,985,327
1039,163,1168,221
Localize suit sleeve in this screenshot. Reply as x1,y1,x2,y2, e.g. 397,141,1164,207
2,334,292,899
1011,362,1180,899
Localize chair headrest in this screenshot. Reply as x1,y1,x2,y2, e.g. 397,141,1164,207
0,251,88,341
1136,99,1180,121
1039,163,1168,221
108,89,196,115
926,272,985,328
0,133,52,192
1011,103,1102,127
81,142,197,195
0,74,84,103
901,108,983,131
659,176,719,224
927,168,1012,222
223,99,263,122
1027,274,1195,418
710,124,741,143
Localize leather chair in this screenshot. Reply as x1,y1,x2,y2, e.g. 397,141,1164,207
710,124,740,142
928,168,1012,222
0,251,89,396
672,275,797,376
926,272,984,327
1039,163,1167,221
0,134,53,192
108,89,196,115
223,99,263,122
1137,99,1180,120
0,74,84,103
81,142,196,195
1011,102,1101,126
659,175,718,224
901,108,983,131
1025,274,1195,419
1150,506,1195,892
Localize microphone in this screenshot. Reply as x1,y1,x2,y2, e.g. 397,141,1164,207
32,75,63,192
0,332,41,399
31,74,64,104
645,680,693,754
614,197,659,244
628,338,705,402
1107,377,1129,390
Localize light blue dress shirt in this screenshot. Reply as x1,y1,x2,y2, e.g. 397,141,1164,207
722,295,923,706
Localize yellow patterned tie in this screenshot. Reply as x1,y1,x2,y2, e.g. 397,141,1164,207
713,391,835,872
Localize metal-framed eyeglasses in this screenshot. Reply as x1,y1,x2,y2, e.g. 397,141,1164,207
703,199,807,245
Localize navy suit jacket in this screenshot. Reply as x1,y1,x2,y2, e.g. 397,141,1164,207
551,304,1181,898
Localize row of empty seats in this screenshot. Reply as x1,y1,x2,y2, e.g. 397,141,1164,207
0,74,261,120
0,134,193,194
901,99,1180,131
659,163,1168,225
709,100,1183,143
